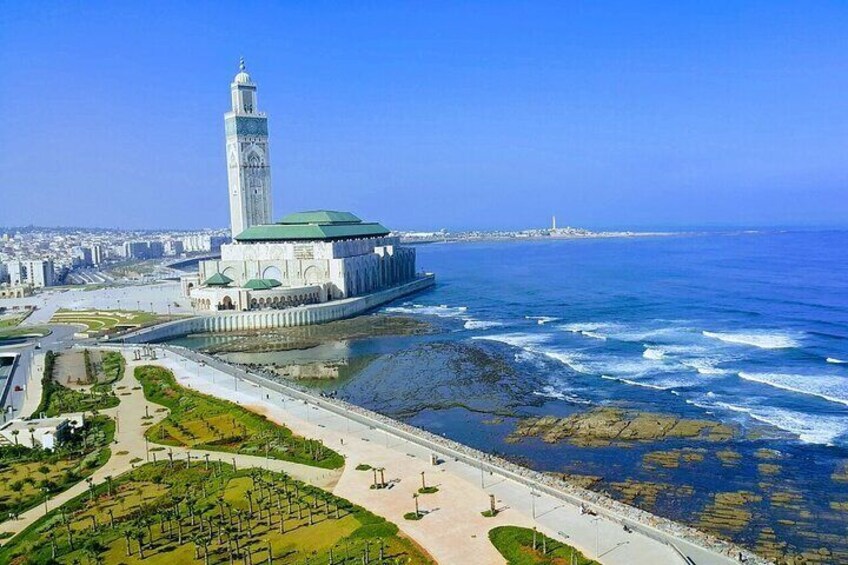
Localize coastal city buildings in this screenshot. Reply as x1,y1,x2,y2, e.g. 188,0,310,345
183,63,420,312
7,259,55,288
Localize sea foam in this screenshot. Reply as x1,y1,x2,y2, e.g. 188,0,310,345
386,303,502,332
702,330,798,349
738,371,848,407
711,401,848,446
827,357,847,364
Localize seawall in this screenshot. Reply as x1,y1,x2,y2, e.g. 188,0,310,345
118,274,435,343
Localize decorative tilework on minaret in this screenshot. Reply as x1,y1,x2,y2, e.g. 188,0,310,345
224,58,273,239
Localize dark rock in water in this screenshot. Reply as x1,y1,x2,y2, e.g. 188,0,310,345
338,341,545,418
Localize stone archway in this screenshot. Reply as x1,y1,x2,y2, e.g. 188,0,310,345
221,296,234,310
304,266,322,285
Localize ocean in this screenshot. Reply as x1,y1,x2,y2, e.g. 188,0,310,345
174,230,848,561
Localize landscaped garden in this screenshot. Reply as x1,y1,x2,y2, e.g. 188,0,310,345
0,462,433,565
135,366,344,470
49,309,162,336
488,526,600,565
33,352,120,418
0,416,114,521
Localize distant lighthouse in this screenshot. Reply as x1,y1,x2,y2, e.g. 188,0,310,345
552,215,557,231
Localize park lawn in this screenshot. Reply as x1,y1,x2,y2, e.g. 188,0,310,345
0,326,51,341
49,309,161,334
0,316,24,329
489,526,600,565
0,416,115,519
135,365,344,469
0,462,434,565
34,352,119,418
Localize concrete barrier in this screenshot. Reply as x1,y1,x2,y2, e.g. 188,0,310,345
117,274,435,343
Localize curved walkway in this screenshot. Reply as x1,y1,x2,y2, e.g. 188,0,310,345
0,350,343,543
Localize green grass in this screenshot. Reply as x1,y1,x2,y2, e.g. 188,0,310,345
135,365,344,470
0,462,433,565
0,326,51,341
33,351,120,418
418,486,439,494
91,351,126,394
355,463,372,471
0,415,114,520
49,309,161,334
488,526,600,565
481,509,499,518
0,316,24,329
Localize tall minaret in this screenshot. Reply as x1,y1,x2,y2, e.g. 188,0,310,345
224,58,273,238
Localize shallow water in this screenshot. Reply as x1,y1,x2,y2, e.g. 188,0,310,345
171,231,848,562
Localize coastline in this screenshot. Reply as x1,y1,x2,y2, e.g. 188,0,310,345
111,341,768,565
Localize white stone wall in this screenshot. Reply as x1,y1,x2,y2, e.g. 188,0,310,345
198,235,417,301
123,275,435,342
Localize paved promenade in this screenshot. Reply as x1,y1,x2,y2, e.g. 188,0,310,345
146,345,766,565
0,350,345,543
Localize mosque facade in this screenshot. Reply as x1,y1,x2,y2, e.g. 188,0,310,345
183,62,419,313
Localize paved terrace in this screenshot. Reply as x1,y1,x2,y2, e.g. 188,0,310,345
117,343,767,565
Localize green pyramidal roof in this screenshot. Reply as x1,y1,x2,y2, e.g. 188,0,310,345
278,211,362,225
235,210,391,242
205,273,233,286
244,278,282,290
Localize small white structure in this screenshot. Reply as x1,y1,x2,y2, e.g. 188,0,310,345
0,413,85,451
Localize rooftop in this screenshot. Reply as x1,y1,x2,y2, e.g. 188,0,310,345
235,210,391,242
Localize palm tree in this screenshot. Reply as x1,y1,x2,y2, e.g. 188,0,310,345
133,527,146,559
104,475,113,497
413,493,420,518
11,430,19,446
123,528,132,557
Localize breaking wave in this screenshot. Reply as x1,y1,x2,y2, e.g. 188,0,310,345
702,331,799,349
738,372,848,407
827,357,847,364
474,333,591,373
642,347,665,360
525,316,559,325
464,320,504,330
385,302,502,332
704,401,848,446
600,375,673,390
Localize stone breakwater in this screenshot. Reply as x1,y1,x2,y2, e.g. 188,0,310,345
143,343,771,565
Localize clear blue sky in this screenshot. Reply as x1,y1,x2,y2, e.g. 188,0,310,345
1,1,846,231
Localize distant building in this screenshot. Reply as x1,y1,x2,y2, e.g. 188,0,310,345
7,259,55,288
0,285,32,299
72,246,93,267
164,240,184,256
90,244,105,266
147,241,165,258
181,234,230,253
0,262,7,284
123,241,164,260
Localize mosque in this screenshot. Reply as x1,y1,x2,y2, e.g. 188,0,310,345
183,61,419,313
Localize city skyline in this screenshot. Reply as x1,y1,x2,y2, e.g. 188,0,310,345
2,2,847,231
